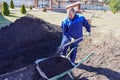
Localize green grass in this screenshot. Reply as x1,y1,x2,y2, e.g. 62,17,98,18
0,14,12,28
0,9,66,28
0,10,26,28
29,11,66,25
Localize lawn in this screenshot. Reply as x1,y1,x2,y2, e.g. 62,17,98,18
0,13,11,28
0,8,67,27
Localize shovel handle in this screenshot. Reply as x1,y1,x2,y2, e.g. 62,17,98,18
56,37,83,55
61,37,83,50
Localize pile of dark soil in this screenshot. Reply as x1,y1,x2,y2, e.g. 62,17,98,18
38,57,74,78
0,64,45,80
0,16,62,75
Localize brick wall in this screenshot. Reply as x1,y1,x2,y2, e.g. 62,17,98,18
33,0,38,8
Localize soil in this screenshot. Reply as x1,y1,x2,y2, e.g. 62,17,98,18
73,29,120,80
0,16,62,75
38,57,74,78
0,64,45,80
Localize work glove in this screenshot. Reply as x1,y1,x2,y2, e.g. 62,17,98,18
88,32,91,36
85,32,91,36
71,37,76,42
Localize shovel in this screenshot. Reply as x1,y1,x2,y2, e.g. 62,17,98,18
54,36,83,57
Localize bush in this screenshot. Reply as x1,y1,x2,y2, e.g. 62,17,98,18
43,7,47,12
10,0,14,9
2,2,10,16
21,4,26,14
109,0,120,13
29,5,33,10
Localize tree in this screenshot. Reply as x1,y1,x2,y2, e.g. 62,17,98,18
2,2,10,16
21,4,26,14
103,0,110,4
29,5,33,10
10,0,14,9
109,0,120,13
43,7,47,12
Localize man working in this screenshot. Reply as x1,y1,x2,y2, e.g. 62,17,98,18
60,8,91,63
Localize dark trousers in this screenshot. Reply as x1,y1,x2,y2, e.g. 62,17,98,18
60,35,79,63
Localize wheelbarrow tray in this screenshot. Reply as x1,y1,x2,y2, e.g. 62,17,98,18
35,57,74,79
35,53,94,80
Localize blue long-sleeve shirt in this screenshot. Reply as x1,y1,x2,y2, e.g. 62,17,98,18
61,14,91,40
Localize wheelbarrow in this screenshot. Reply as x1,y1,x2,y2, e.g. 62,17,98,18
35,37,94,80
35,53,93,80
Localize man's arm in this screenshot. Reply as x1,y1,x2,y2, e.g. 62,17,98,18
61,21,71,39
82,17,91,33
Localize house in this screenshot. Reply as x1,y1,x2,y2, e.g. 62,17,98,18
0,0,109,11
66,2,84,13
0,0,34,7
33,0,78,10
78,0,109,10
34,0,109,11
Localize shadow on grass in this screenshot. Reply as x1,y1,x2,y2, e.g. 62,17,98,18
0,14,12,28
91,25,97,28
76,64,120,80
9,14,19,18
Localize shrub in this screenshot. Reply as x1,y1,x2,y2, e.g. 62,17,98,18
29,5,33,10
2,2,10,16
21,4,26,14
109,0,120,13
10,0,14,9
43,7,47,12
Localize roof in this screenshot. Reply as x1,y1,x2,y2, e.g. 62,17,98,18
66,1,84,9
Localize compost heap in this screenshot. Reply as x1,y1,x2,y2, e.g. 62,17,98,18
0,16,62,75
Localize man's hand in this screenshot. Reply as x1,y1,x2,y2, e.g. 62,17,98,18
71,37,76,42
88,32,91,36
86,32,91,36
87,32,92,42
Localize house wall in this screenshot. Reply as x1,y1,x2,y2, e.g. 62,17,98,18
34,0,108,10
0,0,34,7
35,0,77,9
80,1,109,10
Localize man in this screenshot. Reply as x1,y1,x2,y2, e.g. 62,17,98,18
60,8,91,63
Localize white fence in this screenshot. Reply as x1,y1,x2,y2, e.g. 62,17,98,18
0,0,34,7
81,4,109,10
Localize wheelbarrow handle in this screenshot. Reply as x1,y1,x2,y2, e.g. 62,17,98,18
56,36,83,55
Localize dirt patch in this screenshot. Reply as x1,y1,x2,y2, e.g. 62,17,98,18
0,16,62,75
73,29,120,80
38,57,74,78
